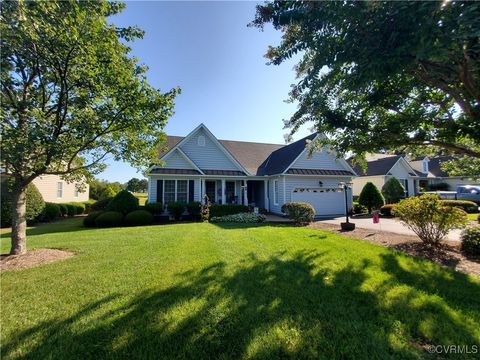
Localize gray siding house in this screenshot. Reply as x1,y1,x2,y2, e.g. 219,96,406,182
147,124,356,216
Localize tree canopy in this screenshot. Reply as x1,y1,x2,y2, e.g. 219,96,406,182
252,1,480,161
126,177,148,193
1,0,178,254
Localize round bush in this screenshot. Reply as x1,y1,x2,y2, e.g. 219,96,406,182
281,202,315,225
381,177,405,203
83,211,105,227
353,202,367,215
58,204,68,217
42,203,61,221
95,211,124,228
91,197,113,212
1,179,45,227
144,202,164,215
380,204,396,217
65,204,76,216
461,226,480,256
167,202,186,220
125,210,154,226
440,200,478,213
106,190,139,215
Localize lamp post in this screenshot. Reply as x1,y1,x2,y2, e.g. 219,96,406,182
338,182,355,231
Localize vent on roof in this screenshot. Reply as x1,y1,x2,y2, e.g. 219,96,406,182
198,135,205,147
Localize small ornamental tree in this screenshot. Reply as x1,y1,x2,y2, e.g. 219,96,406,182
393,194,467,245
381,178,406,204
358,182,384,213
106,190,139,215
1,1,178,254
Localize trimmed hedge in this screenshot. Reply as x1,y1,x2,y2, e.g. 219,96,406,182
209,204,248,218
58,204,68,217
83,211,105,227
380,204,396,217
90,197,113,212
69,202,85,215
441,200,478,213
210,212,266,223
167,202,185,220
65,204,76,216
83,199,96,214
187,201,202,220
95,211,124,228
281,202,315,225
461,226,480,256
144,202,164,215
353,202,367,215
42,203,61,221
125,210,154,226
106,190,139,215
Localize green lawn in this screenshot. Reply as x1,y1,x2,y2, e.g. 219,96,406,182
133,192,147,205
468,213,479,221
1,219,479,359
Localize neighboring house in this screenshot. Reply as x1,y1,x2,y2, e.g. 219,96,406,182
351,154,418,197
32,175,89,203
147,124,356,216
408,156,479,190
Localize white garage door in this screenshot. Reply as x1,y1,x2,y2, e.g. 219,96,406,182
291,188,346,216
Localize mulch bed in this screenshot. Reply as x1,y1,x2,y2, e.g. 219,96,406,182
0,248,75,272
309,222,480,277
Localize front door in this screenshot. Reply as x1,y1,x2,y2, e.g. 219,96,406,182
205,181,216,203
226,181,235,204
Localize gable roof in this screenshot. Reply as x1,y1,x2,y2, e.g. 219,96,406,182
409,156,454,178
352,155,416,177
156,128,354,176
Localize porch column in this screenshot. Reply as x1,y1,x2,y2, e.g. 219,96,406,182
221,179,226,205
243,179,248,206
264,179,269,211
201,178,206,204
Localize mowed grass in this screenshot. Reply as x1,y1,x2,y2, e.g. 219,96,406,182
1,219,479,359
467,212,479,221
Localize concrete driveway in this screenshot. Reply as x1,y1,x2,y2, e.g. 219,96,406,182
314,215,462,241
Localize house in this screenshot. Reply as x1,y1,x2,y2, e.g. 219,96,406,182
408,156,479,190
351,154,419,197
32,175,89,203
146,124,356,217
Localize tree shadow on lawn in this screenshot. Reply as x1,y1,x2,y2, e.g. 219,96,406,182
1,218,89,238
3,251,480,359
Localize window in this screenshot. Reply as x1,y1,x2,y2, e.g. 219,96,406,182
57,182,63,198
422,160,428,173
176,180,188,203
198,135,205,147
164,180,175,204
273,180,279,205
74,187,79,198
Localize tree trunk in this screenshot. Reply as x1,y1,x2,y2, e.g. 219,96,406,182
10,183,27,255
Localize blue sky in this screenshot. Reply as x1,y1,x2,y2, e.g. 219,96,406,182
99,1,311,183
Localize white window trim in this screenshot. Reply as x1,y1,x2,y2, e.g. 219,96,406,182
273,180,279,205
57,182,63,198
162,179,189,203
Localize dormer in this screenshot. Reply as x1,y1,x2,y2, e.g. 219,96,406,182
422,157,429,174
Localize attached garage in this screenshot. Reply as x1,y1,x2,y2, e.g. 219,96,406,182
291,187,346,216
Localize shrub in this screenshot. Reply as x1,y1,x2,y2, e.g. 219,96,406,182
210,212,266,223
380,204,396,217
144,202,164,215
64,204,77,216
478,214,480,224
167,202,186,220
201,195,211,222
381,178,405,204
90,197,113,212
427,182,450,191
393,194,468,245
58,204,68,217
358,182,384,213
353,202,367,215
95,211,123,228
0,180,45,227
69,202,85,215
83,199,96,214
125,210,154,226
106,190,139,215
42,203,61,222
83,211,104,227
440,200,478,213
461,226,480,256
186,201,202,220
281,202,315,225
210,204,249,218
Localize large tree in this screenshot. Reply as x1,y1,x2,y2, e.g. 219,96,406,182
1,1,178,254
252,1,480,161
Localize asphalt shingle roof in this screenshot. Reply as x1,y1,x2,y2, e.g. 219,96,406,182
352,156,402,176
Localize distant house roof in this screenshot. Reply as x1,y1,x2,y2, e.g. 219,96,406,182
157,133,320,176
352,156,403,176
409,156,454,178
